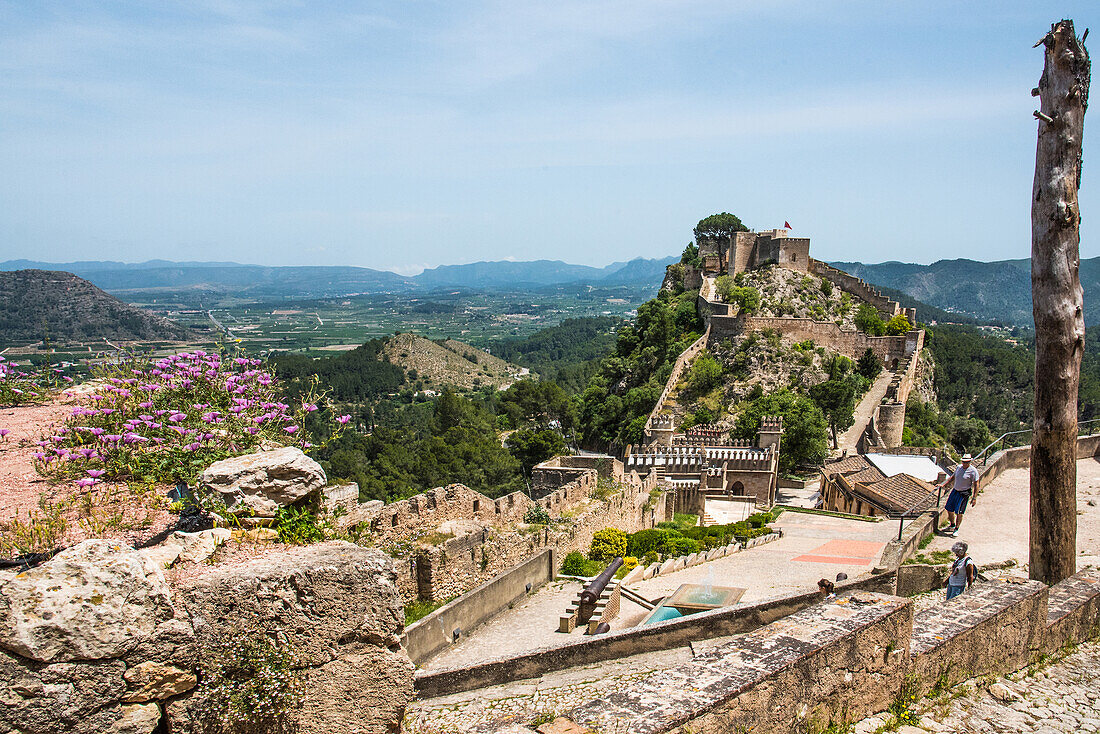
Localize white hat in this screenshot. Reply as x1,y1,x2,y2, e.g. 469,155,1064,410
961,453,972,461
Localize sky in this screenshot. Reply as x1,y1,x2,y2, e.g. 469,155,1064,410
1,2,1097,273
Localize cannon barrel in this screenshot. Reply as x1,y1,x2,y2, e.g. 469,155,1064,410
589,622,610,635
579,557,623,606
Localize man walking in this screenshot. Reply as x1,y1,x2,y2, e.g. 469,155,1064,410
937,453,980,537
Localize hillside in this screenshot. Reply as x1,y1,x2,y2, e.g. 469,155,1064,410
491,316,621,393
0,270,192,346
830,256,1100,327
382,334,528,391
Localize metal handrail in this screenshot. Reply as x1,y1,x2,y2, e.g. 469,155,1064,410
971,418,1100,465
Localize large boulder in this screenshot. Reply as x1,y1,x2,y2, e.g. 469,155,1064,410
198,445,326,517
0,540,177,663
171,542,415,734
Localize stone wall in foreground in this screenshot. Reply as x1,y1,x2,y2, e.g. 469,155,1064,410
460,568,1100,734
0,540,414,734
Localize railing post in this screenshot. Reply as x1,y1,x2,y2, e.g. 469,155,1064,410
897,516,904,542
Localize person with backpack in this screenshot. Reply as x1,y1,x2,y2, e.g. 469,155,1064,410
946,541,976,600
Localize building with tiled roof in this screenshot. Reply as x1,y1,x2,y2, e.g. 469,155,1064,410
820,452,947,517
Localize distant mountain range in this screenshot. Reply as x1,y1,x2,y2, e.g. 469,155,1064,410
0,256,677,299
5,253,1089,327
0,270,192,345
831,256,1100,327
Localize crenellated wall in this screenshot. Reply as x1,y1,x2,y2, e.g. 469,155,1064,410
809,258,904,319
340,467,667,604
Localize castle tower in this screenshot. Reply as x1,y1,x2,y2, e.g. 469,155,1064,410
757,416,783,454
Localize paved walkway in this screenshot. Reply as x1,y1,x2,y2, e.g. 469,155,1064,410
624,510,896,620
420,580,585,672
851,639,1100,733
419,510,897,671
836,368,895,455
925,456,1100,570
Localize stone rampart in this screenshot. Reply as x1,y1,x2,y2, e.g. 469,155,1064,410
456,568,1100,734
977,431,1100,488
809,258,902,318
384,470,665,603
708,314,922,364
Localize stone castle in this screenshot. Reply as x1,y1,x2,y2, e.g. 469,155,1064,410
619,226,927,514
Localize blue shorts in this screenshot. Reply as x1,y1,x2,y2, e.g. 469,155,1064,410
945,489,971,514
946,584,965,600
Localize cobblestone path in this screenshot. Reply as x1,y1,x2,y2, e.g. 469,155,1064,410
853,639,1100,734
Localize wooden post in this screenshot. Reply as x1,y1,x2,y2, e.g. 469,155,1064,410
1031,19,1089,584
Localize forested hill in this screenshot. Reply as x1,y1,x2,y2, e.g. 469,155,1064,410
0,270,192,345
491,317,621,393
831,256,1100,327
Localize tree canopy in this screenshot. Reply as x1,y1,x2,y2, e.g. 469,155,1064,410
694,212,749,239
733,389,828,476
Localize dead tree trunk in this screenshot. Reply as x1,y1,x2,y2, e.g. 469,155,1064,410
1031,19,1089,584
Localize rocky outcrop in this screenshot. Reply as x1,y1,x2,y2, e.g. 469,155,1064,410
138,528,231,570
0,540,194,734
170,542,415,734
198,446,326,518
0,540,414,734
0,540,178,663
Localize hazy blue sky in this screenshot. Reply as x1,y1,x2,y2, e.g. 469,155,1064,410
1,2,1096,272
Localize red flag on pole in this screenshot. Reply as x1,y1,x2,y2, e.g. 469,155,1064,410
784,221,792,230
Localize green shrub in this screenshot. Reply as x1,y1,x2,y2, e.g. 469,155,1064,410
274,506,325,545
561,550,602,577
524,504,551,525
664,536,700,557
627,528,667,557
404,599,444,625
589,527,628,562
855,304,886,336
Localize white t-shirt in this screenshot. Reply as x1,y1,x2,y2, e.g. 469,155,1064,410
948,556,975,587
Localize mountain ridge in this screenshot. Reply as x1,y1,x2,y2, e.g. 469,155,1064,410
0,270,193,345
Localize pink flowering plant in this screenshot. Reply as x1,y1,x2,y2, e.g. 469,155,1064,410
0,356,71,407
35,351,348,485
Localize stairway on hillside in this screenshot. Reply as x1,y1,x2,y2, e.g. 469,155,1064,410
835,369,895,456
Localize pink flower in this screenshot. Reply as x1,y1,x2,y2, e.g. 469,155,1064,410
284,426,298,435
336,415,352,425
0,429,9,439
76,477,99,488
87,469,106,478
304,404,318,413
168,412,187,422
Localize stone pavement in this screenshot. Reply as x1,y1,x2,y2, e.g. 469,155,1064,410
926,457,1100,569
626,510,896,614
420,580,586,672
420,510,897,669
851,638,1100,734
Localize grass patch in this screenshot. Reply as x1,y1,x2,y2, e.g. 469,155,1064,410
907,549,954,566
404,599,446,625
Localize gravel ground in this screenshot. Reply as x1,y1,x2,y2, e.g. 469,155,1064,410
852,638,1100,734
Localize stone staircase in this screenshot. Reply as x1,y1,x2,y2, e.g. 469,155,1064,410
835,368,895,456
